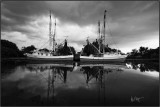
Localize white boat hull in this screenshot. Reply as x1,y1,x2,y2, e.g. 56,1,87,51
27,54,73,59
80,54,127,62
80,55,127,60
26,54,127,62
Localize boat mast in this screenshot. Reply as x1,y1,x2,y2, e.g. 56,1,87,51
98,21,101,53
49,10,52,50
103,10,107,54
53,19,56,52
49,10,56,53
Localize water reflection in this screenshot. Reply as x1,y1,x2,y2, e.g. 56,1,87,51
26,63,125,106
1,62,159,106
125,60,159,72
81,66,104,84
26,63,123,85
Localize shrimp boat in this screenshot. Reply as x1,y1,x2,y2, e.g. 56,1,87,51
27,10,126,62
80,37,127,61
80,10,127,62
26,38,74,60
26,11,74,60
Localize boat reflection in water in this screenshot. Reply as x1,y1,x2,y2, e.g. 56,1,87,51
1,62,159,106
25,62,124,106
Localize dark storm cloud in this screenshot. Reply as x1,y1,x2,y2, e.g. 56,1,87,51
1,1,48,32
48,1,113,26
1,1,159,51
2,1,158,30
103,1,159,45
1,1,112,30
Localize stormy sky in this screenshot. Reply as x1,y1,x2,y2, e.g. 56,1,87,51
1,1,159,53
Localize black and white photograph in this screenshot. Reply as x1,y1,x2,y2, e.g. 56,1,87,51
1,1,159,106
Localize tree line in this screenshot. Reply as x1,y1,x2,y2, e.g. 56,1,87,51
126,46,159,59
1,40,24,58
1,39,159,59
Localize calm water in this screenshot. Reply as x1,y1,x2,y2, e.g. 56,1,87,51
1,61,159,106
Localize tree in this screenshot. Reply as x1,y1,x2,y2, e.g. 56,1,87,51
21,45,36,54
92,39,99,49
139,46,148,55
56,40,76,55
70,47,76,55
39,48,49,52
126,46,159,59
1,39,24,58
82,43,99,56
131,49,138,55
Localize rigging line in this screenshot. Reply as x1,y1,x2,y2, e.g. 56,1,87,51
106,20,118,50
105,15,119,51
57,72,65,82
41,42,49,49
68,46,74,55
67,42,74,55
38,39,50,50
89,38,111,54
80,47,85,55
90,43,101,54
39,73,48,82
34,39,44,49
87,70,100,82
58,40,65,45
81,69,88,83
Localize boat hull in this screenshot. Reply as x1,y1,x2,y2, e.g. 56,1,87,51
80,55,127,62
26,54,126,63
80,57,126,62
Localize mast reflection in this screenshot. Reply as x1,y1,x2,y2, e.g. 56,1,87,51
26,63,123,105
